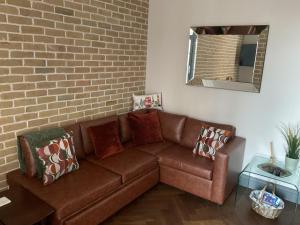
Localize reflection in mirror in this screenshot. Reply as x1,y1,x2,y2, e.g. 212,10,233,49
186,25,269,92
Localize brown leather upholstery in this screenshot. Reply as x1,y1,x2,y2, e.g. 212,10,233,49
158,111,186,143
122,141,136,149
7,161,121,224
181,117,236,149
64,169,159,225
158,145,213,180
18,136,36,177
63,123,86,160
135,141,175,155
119,113,131,143
8,110,246,225
160,165,212,200
79,116,118,155
18,123,86,178
180,118,204,149
87,149,158,183
211,137,246,204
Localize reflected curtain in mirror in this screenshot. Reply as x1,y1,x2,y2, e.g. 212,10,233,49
186,25,269,92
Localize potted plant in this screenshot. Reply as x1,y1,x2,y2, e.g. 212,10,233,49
279,123,300,171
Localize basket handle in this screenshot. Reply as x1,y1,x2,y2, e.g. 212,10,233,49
258,183,276,203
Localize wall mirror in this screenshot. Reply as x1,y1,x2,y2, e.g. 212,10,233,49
186,25,269,92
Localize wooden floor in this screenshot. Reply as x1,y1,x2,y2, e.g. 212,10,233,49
102,184,300,225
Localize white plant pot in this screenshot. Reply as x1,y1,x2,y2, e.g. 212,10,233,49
285,156,299,172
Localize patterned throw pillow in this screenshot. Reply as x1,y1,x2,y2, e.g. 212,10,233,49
36,133,79,185
193,126,232,160
133,93,162,111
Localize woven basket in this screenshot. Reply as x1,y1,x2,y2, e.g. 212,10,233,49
249,183,284,219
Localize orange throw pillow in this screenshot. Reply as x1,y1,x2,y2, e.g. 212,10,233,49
128,110,163,145
88,121,123,159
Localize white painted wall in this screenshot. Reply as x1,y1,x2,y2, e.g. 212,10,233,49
146,0,300,166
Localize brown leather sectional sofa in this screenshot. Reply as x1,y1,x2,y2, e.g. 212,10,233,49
7,110,246,225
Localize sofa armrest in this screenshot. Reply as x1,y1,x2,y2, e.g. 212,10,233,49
211,136,246,204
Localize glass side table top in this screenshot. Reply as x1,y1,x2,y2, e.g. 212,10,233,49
242,155,300,190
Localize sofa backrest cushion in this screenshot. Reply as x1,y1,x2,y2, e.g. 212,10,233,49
119,113,131,143
158,111,186,143
63,123,86,160
80,116,118,155
181,117,236,149
180,118,205,149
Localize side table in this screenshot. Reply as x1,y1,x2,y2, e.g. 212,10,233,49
0,186,54,225
235,155,300,223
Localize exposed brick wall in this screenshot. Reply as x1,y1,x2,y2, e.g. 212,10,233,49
192,35,242,85
253,27,268,90
0,0,149,190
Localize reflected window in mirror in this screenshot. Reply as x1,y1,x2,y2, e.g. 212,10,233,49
186,25,269,93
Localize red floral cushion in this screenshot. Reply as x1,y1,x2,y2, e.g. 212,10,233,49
36,133,79,185
193,126,232,160
128,110,163,145
87,121,123,159
133,93,163,111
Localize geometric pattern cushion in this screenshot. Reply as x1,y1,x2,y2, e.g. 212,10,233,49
133,93,163,111
193,126,232,160
36,133,79,185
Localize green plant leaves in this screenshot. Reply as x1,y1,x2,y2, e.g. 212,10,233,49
279,123,300,159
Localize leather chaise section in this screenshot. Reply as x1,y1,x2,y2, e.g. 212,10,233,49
64,168,159,225
7,161,122,224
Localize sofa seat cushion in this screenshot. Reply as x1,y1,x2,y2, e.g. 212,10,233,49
135,141,175,155
158,145,214,180
7,161,122,222
87,149,158,184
